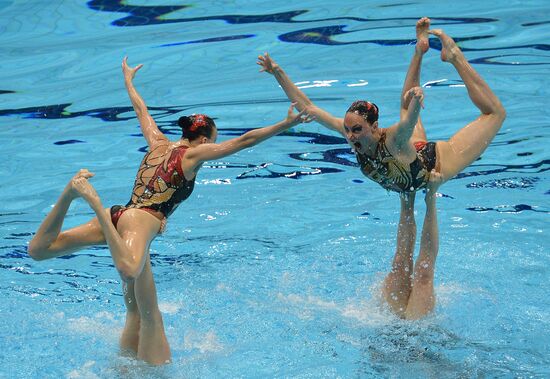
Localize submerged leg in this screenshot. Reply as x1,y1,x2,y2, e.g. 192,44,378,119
382,193,417,317
405,171,442,320
430,29,506,180
120,281,141,356
134,255,171,365
28,169,106,260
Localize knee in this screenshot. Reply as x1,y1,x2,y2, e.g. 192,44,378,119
27,241,47,261
118,262,143,282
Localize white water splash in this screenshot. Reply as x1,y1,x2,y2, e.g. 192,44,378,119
183,330,224,353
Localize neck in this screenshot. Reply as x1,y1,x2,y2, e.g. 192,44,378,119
361,129,382,157
178,138,201,147
363,140,378,156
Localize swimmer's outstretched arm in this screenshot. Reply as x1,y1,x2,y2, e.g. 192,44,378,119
257,53,344,136
184,103,313,167
122,57,168,148
390,86,424,147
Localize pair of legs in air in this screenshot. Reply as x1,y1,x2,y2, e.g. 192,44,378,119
382,18,505,319
28,170,171,365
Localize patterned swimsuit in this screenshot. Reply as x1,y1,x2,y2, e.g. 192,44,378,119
110,144,195,232
355,131,437,193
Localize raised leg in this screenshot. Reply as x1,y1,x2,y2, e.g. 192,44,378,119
134,255,171,365
28,169,107,260
382,192,417,317
430,29,506,180
66,175,161,282
402,17,431,143
404,171,442,320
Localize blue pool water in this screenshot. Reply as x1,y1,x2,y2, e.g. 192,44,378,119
1,1,549,377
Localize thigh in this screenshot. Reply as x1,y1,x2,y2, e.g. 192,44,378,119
436,114,503,180
47,208,111,257
116,209,161,279
411,118,428,144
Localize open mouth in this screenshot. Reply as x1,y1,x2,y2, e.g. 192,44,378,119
353,142,362,150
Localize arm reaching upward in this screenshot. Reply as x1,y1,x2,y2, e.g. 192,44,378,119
122,57,168,148
184,103,313,168
257,53,344,136
391,86,424,147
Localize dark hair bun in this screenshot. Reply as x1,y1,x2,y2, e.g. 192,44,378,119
178,116,192,130
176,114,216,141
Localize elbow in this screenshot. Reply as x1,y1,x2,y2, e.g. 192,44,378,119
485,102,506,125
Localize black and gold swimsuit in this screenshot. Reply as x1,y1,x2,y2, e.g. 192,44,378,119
355,131,437,193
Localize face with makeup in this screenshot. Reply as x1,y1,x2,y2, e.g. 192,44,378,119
343,100,380,154
343,110,379,154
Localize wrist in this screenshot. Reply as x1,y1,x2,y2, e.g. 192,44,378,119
287,119,299,127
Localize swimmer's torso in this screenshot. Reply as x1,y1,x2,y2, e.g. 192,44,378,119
355,131,436,193
125,144,195,217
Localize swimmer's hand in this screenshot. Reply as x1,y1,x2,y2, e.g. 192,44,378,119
425,170,443,201
404,86,425,109
286,102,315,126
122,56,143,81
257,52,279,75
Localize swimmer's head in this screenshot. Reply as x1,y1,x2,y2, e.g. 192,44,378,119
343,100,380,153
178,114,217,143
346,100,379,125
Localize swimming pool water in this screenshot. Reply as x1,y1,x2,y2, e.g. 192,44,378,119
1,1,549,378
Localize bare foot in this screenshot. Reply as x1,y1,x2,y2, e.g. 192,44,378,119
415,17,430,55
71,175,102,209
425,170,443,201
428,29,462,63
65,169,94,199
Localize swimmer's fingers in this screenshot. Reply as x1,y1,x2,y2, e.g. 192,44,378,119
122,57,143,78
426,169,444,196
287,102,298,116
429,169,444,183
257,60,268,73
410,87,424,108
294,107,316,124
418,91,425,109
286,102,305,124
257,52,276,74
300,113,316,124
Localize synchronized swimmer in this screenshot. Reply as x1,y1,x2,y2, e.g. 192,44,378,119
28,17,505,365
28,57,312,365
257,17,505,319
